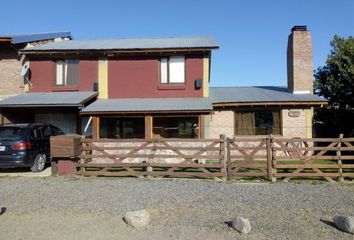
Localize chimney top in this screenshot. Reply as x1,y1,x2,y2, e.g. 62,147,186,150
291,26,308,32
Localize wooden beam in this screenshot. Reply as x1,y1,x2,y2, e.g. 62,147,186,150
92,116,99,139
145,115,153,139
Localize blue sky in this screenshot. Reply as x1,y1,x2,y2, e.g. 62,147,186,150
1,0,353,87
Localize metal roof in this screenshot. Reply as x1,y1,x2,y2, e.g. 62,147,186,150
20,36,218,52
0,92,97,108
210,87,326,104
81,97,213,113
0,32,71,44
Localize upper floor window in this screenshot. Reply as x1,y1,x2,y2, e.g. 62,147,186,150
160,56,185,84
55,59,79,86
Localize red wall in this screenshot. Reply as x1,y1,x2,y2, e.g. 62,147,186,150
108,55,203,98
29,55,204,98
29,59,53,92
29,59,98,92
78,59,98,91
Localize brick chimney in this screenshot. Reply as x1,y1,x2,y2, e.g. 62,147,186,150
287,26,313,94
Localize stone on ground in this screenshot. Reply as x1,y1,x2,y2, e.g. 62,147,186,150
232,216,252,234
333,215,354,234
123,209,151,230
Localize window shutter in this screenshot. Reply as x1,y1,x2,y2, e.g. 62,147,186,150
160,58,168,83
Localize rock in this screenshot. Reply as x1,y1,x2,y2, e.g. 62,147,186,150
334,215,354,234
232,216,252,234
123,209,151,229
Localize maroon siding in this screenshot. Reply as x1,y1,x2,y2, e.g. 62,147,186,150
30,59,54,92
29,54,204,98
108,55,203,98
30,59,98,92
79,59,98,91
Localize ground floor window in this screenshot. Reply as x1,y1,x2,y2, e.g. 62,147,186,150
100,117,145,139
235,110,281,135
153,117,199,138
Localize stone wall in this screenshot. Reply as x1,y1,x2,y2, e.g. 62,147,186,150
207,111,234,138
282,108,313,138
206,108,313,139
0,45,23,100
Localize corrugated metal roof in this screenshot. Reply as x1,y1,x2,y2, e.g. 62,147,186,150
210,87,327,103
81,97,213,113
0,92,97,107
20,36,218,52
0,32,71,44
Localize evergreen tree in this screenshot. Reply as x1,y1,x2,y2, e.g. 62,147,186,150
314,35,354,137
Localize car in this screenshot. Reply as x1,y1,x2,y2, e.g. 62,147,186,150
0,123,65,172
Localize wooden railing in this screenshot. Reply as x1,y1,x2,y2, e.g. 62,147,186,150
51,135,354,182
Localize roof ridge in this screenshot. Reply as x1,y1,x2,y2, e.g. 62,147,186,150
9,31,71,37
51,36,213,42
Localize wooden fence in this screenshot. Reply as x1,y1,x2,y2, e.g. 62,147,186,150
76,137,226,179
52,135,354,182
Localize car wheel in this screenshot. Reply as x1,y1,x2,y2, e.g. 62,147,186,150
31,154,46,172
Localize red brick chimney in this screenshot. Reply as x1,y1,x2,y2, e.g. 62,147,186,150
287,26,313,94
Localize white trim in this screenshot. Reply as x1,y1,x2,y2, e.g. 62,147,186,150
293,90,311,94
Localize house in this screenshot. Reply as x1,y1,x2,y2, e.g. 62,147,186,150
0,26,327,138
0,32,72,100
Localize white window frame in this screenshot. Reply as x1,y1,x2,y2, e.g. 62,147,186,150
160,56,185,84
55,59,79,86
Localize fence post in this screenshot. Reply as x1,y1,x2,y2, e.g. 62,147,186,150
270,134,277,182
266,135,273,181
219,134,227,181
337,133,344,182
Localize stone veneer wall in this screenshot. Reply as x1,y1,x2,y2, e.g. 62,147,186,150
0,47,23,100
205,111,235,139
206,108,313,139
281,108,313,138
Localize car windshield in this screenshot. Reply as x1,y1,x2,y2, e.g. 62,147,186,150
0,127,25,141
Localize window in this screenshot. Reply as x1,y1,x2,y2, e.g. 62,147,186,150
100,117,145,139
153,117,198,138
41,126,52,138
0,127,25,141
55,59,79,86
235,110,281,135
50,126,65,136
30,127,42,139
160,56,185,83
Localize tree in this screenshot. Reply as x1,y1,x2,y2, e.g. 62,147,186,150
314,35,354,137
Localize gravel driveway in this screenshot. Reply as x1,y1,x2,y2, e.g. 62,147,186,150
0,177,353,240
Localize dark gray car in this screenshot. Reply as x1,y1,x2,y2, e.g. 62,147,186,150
0,123,64,172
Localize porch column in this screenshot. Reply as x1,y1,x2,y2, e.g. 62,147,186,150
145,115,153,139
92,116,100,139
199,115,205,139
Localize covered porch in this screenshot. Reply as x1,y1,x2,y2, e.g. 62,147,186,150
80,97,213,139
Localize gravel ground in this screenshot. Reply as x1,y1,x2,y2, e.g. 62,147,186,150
0,177,353,240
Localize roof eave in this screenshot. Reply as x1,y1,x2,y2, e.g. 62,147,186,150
19,46,219,55
0,104,82,108
80,109,213,115
212,101,328,107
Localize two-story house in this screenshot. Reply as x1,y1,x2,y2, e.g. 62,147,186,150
0,26,327,139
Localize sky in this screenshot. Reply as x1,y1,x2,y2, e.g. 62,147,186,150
1,0,353,87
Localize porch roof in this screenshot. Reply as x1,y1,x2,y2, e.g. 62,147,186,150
80,97,213,113
210,87,327,106
0,92,98,108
